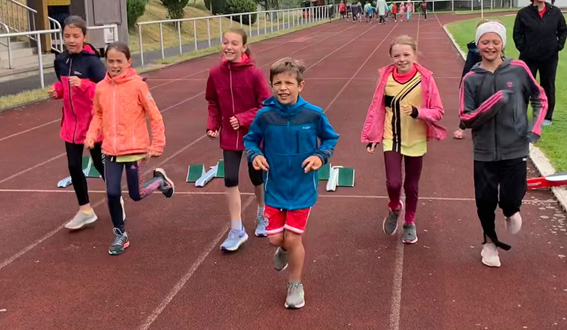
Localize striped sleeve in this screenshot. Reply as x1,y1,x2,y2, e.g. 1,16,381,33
459,72,510,129
511,60,548,139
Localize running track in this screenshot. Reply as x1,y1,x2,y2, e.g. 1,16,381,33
1,13,566,330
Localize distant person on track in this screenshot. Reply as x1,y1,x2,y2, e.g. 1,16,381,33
405,1,413,21
339,0,347,19
391,2,398,22
459,22,548,267
85,42,175,256
244,57,339,309
420,1,427,20
513,0,567,126
361,35,447,245
377,0,388,24
205,27,272,252
398,2,405,22
454,19,489,140
48,16,108,231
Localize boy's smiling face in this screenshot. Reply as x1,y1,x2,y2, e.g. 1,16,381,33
271,72,305,105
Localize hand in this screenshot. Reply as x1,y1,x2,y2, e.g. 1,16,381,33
85,139,95,149
207,130,219,139
48,87,58,98
229,116,240,130
69,76,82,88
401,104,413,116
302,156,322,173
148,150,162,157
366,142,379,153
252,155,269,171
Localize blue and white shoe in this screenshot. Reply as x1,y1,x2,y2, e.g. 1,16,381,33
220,226,248,252
255,210,268,237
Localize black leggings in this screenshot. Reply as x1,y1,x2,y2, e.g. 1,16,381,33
223,150,263,188
65,142,105,206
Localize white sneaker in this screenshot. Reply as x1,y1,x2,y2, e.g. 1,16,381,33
481,243,501,267
65,210,98,230
505,212,522,235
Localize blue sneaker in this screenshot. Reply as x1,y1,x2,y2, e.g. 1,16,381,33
255,210,268,237
220,226,248,252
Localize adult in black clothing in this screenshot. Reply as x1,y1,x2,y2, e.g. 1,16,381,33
513,0,567,126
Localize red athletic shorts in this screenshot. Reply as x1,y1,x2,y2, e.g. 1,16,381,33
265,206,311,236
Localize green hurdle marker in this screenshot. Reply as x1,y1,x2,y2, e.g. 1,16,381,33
326,166,341,192
186,164,205,183
215,159,225,178
82,156,101,178
337,167,355,187
318,162,331,181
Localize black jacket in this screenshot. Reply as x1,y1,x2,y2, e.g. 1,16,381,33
513,3,567,61
460,58,548,162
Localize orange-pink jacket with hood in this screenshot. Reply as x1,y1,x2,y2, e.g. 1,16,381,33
86,68,165,156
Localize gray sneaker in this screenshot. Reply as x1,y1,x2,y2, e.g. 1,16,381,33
108,228,130,255
274,247,288,271
402,224,418,244
285,282,305,309
383,205,402,235
64,210,98,230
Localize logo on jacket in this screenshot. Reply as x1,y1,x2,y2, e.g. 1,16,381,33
507,81,514,89
74,71,83,76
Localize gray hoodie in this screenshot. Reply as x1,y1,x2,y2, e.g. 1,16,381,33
459,57,548,162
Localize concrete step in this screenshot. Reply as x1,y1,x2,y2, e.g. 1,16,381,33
0,40,31,51
0,52,54,72
0,47,34,61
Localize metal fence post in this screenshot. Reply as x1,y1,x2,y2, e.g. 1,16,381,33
194,20,198,50
159,23,165,59
207,18,211,48
177,21,182,55
138,25,144,66
37,33,44,88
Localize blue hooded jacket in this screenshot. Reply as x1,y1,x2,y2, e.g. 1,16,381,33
244,96,339,210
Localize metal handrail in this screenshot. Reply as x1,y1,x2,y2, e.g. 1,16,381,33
0,22,12,68
136,5,331,66
1,0,63,53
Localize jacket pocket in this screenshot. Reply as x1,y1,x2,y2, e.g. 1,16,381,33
296,126,317,154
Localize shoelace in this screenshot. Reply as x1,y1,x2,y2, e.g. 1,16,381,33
227,229,241,240
288,282,302,293
112,228,126,246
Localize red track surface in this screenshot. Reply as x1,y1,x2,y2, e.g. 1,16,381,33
1,13,566,330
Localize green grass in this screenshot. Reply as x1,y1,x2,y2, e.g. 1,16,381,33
0,88,50,113
453,8,520,15
446,16,567,172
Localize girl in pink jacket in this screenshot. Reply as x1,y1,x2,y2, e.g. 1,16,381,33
205,27,271,252
48,16,109,231
361,35,447,244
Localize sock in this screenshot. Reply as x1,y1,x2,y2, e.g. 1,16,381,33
258,206,265,217
81,208,93,215
231,220,242,231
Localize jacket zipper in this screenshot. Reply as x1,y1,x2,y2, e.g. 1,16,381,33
112,81,118,154
492,73,499,161
68,59,78,143
287,117,292,209
228,64,239,150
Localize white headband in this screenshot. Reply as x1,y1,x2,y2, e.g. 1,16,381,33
475,22,507,48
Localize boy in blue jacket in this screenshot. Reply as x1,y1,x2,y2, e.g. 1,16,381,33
244,57,339,309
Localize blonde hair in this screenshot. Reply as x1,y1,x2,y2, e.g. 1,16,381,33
270,57,306,83
389,35,417,55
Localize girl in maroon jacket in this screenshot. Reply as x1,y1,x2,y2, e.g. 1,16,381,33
206,27,272,252
48,16,116,231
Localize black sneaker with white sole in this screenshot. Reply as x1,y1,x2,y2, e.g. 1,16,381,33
154,168,175,198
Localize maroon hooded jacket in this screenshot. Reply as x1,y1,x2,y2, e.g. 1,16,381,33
205,54,271,151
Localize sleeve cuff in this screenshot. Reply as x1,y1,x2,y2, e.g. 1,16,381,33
410,106,419,118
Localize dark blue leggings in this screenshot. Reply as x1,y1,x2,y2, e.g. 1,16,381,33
104,156,164,230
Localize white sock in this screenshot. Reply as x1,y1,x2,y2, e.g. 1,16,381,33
231,220,242,231
258,206,265,217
